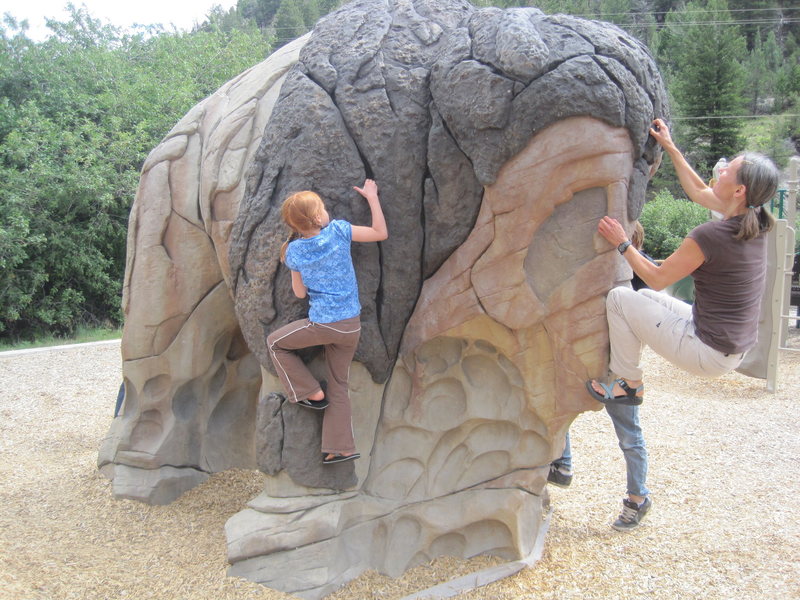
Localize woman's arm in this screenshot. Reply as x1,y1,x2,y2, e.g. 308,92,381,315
649,118,726,214
645,238,705,290
351,179,388,242
290,270,307,298
597,216,704,291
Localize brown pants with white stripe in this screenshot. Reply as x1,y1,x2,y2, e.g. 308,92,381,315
267,316,361,454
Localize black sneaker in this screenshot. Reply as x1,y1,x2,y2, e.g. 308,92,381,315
612,497,652,531
547,464,573,488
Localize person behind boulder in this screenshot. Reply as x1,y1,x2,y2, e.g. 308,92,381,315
586,117,779,530
547,431,573,488
630,221,657,291
267,179,388,465
548,222,654,495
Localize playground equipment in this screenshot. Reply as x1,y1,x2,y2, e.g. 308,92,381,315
738,155,799,391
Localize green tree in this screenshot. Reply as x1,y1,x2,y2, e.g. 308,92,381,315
0,6,271,341
198,4,261,34
270,0,344,47
239,0,284,29
727,0,781,51
776,48,800,108
273,0,308,46
744,31,785,113
660,0,747,172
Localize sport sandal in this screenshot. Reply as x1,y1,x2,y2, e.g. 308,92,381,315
585,378,644,406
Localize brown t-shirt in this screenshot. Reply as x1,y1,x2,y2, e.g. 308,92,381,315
687,216,767,354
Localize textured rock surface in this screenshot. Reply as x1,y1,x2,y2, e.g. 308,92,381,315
98,35,311,498
98,1,668,598
228,0,667,385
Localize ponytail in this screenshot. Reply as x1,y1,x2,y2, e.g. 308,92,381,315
280,231,300,263
735,205,776,242
734,152,779,241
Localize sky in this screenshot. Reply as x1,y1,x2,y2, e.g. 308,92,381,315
0,0,240,40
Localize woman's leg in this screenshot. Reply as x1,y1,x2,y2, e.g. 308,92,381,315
606,286,695,382
608,287,744,381
267,319,325,403
638,287,694,319
600,287,744,399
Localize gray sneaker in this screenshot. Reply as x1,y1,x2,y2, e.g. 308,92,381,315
612,497,652,531
547,464,573,488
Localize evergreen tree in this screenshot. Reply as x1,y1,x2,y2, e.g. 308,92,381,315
662,0,747,171
300,0,324,29
776,47,800,106
624,0,658,47
198,4,261,35
239,0,284,29
319,0,344,12
744,35,769,113
273,0,308,46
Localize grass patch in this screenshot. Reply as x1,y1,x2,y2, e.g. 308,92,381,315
0,326,122,352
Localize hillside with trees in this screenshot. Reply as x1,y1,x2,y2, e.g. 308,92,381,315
0,0,798,342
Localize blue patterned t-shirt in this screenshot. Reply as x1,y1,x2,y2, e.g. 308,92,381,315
285,219,361,323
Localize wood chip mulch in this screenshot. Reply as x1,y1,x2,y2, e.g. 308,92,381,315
1,334,798,600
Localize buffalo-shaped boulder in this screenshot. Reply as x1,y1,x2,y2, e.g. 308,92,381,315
99,1,668,597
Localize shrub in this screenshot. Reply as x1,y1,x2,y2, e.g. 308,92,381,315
639,190,710,259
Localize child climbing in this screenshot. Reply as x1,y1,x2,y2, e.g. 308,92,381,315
267,179,388,464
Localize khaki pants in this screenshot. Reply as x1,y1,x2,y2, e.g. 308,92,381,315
267,316,361,454
607,287,744,381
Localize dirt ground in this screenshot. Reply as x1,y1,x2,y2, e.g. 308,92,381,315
1,333,798,600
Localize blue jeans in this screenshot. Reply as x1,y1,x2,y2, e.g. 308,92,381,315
553,407,648,497
605,403,649,497
553,430,572,471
